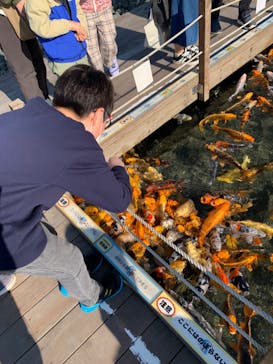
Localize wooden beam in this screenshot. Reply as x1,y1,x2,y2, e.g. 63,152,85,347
100,17,273,159
100,72,199,159
209,20,273,88
198,0,211,101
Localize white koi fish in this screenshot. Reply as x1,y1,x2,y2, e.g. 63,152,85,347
228,73,247,102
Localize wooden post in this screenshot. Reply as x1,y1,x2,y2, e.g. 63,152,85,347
198,0,211,101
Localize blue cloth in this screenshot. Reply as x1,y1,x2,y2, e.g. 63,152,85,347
170,0,199,47
0,98,132,270
38,0,86,63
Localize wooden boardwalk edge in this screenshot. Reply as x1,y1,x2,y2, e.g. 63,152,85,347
100,14,273,160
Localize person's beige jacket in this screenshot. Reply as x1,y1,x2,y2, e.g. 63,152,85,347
0,2,35,41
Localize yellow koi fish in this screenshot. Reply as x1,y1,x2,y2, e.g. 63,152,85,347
199,113,237,132
212,125,255,143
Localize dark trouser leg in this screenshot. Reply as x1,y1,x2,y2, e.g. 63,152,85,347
0,15,44,100
239,0,252,21
211,0,223,32
25,39,49,99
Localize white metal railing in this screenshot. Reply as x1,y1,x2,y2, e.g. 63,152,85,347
110,0,273,119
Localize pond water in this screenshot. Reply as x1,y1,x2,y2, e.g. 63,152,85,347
134,61,273,363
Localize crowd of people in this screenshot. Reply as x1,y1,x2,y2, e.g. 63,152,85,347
0,0,257,310
0,0,256,101
0,0,119,102
151,0,254,63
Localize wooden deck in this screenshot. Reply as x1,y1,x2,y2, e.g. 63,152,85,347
0,206,200,364
1,1,273,363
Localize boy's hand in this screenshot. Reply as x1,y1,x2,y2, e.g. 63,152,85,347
108,156,125,169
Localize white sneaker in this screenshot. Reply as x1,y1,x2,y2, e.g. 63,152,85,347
0,274,16,296
108,57,119,77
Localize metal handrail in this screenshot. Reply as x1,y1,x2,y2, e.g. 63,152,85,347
108,209,268,354
110,0,273,119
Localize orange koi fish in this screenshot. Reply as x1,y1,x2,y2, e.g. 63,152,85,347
211,125,255,143
267,48,273,63
229,267,249,295
249,69,270,93
199,113,237,132
198,197,231,247
225,92,253,112
230,305,256,364
219,251,260,271
240,100,257,130
222,294,237,335
205,143,245,170
240,161,273,181
256,96,273,111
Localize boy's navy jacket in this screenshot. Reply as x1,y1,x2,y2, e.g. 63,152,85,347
0,98,132,270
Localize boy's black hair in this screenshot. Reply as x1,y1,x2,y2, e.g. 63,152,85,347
53,65,114,118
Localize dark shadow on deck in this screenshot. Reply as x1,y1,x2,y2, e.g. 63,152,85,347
0,287,42,363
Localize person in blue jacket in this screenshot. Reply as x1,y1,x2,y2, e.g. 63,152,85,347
170,0,199,63
0,65,132,312
26,0,89,76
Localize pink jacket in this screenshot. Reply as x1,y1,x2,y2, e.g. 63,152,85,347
80,0,112,13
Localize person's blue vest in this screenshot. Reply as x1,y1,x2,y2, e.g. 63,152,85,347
38,0,86,63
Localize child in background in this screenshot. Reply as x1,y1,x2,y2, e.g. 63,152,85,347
26,0,89,77
80,0,119,76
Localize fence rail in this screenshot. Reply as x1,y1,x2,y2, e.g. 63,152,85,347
110,0,273,120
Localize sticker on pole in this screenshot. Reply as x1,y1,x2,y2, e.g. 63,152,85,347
156,297,175,317
152,292,237,364
58,196,69,207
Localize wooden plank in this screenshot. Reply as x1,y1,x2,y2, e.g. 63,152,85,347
116,317,184,364
13,274,29,287
0,274,29,303
17,286,132,364
170,346,202,364
0,276,56,336
100,12,273,159
209,20,273,88
65,294,156,364
198,0,211,101
100,71,199,159
0,286,76,363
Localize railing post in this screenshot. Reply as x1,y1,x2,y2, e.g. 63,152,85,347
198,0,211,101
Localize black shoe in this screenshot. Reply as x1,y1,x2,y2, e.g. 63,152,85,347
237,18,256,30
85,252,104,275
98,273,123,301
79,273,123,313
211,27,222,34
